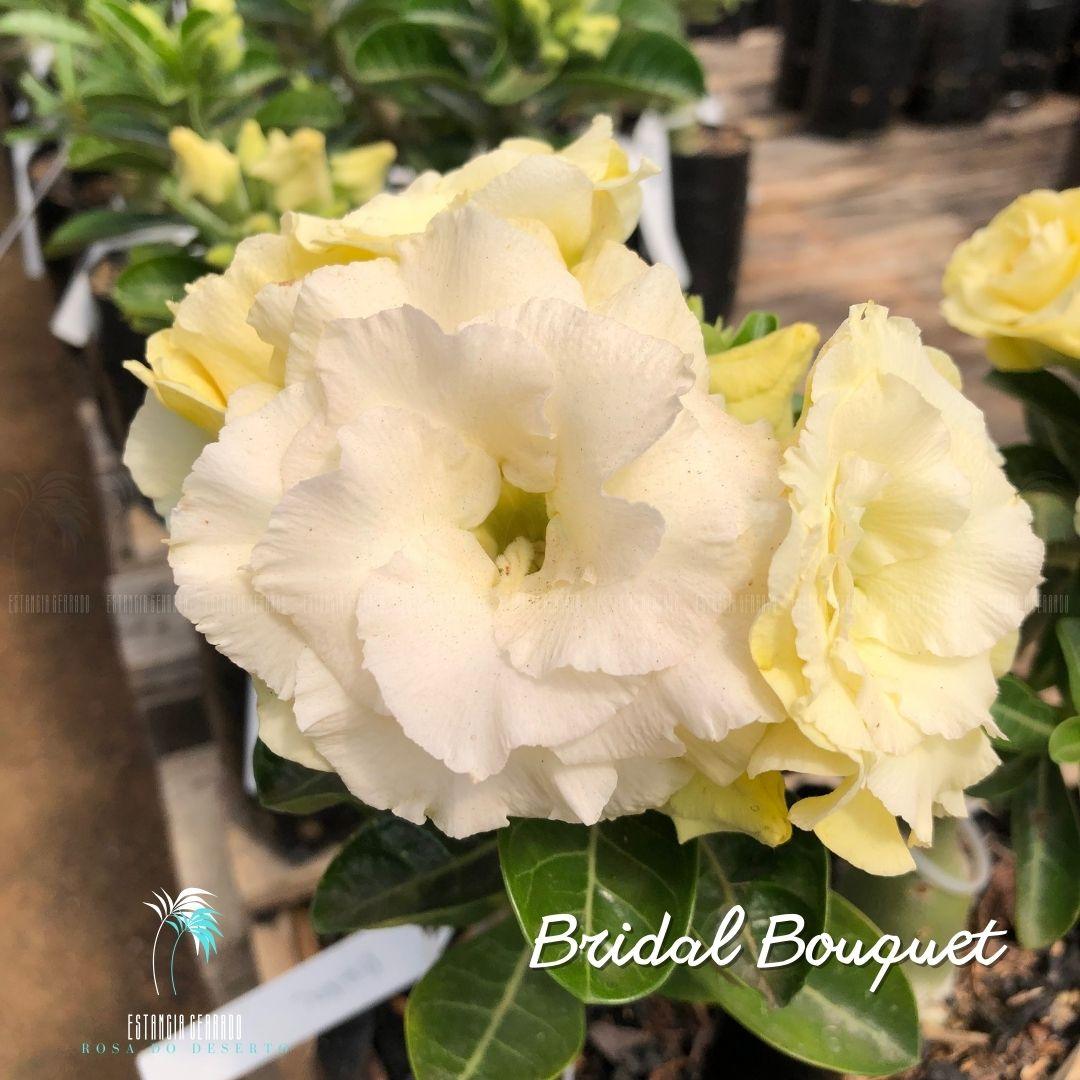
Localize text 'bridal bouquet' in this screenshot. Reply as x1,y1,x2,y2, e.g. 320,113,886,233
124,117,1072,1079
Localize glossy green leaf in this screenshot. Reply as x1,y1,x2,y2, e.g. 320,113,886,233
252,738,359,815
967,752,1039,800
988,370,1080,482
406,918,585,1080
1012,757,1080,947
256,86,345,130
1049,717,1080,765
1001,443,1076,497
698,893,920,1077
665,830,828,1007
0,11,96,47
112,251,206,328
499,812,698,1003
561,28,706,105
44,210,179,258
312,817,503,932
990,675,1057,753
1057,619,1080,707
1023,490,1079,544
617,0,684,36
352,22,467,86
729,311,781,348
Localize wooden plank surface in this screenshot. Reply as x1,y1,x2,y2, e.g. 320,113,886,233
698,29,1080,443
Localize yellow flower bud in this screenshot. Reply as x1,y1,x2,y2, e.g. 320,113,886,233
708,322,819,437
168,127,241,207
330,141,396,207
245,127,334,214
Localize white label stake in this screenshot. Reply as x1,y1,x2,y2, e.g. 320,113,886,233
137,924,451,1080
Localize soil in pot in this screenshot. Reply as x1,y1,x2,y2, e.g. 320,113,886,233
805,0,929,138
670,125,751,325
1002,0,1079,102
775,0,825,110
907,0,1011,123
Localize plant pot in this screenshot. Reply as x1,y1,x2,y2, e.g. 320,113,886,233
89,256,149,450
1064,117,1080,186
907,0,1010,123
775,0,825,110
670,125,751,324
805,0,929,138
1057,7,1080,91
1002,0,1078,101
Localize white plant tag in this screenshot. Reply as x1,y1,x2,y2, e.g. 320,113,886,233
136,924,452,1080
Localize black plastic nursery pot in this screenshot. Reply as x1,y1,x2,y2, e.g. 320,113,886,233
89,257,149,451
1058,10,1080,92
907,0,1011,123
805,0,929,138
1064,117,1080,185
1002,0,1079,100
670,125,751,324
775,0,824,110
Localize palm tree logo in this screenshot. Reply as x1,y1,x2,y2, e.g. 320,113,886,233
143,888,224,997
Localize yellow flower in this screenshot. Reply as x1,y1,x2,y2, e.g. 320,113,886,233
191,0,244,72
750,303,1043,875
942,188,1080,370
235,118,268,172
329,141,396,206
709,322,819,436
168,127,240,207
244,128,335,214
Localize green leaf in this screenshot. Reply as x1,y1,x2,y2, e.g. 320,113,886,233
990,675,1057,753
499,812,698,1004
561,28,706,105
44,210,178,258
987,370,1080,482
617,0,684,36
1057,619,1080,707
253,738,359,815
256,85,346,130
67,133,169,174
665,830,828,1007
402,0,493,34
0,10,96,46
728,311,780,348
312,817,504,932
1001,443,1076,497
1012,757,1080,948
352,21,467,87
1023,490,1079,544
1049,717,1080,765
967,752,1039,800
112,251,206,328
695,893,920,1077
406,918,585,1080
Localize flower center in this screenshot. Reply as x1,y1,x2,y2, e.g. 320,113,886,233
473,480,550,573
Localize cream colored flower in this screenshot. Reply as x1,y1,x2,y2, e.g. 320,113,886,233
709,322,819,437
124,117,655,516
287,115,654,266
750,303,1043,875
164,204,784,837
169,127,240,207
943,188,1080,370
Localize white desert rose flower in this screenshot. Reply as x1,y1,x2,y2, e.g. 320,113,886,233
750,303,1044,875
165,203,786,837
123,117,654,518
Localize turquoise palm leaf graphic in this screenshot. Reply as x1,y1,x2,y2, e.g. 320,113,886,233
143,887,222,996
